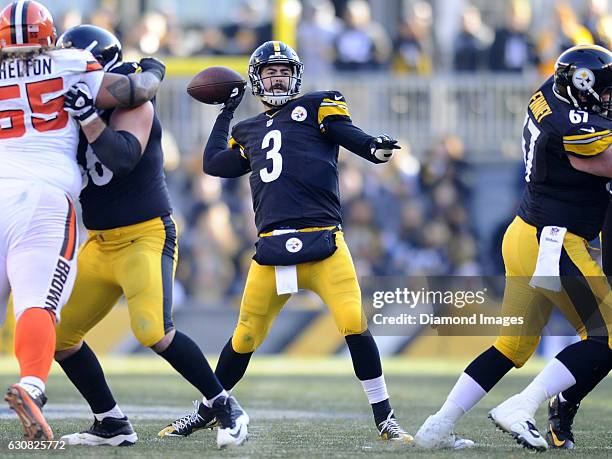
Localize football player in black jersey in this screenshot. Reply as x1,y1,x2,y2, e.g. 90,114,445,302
160,41,411,443
52,25,248,448
416,45,612,451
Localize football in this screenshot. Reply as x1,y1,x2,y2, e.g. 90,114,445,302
187,66,247,105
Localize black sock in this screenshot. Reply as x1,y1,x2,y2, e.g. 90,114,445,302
57,341,116,414
556,339,612,404
464,346,515,392
561,359,611,404
372,399,392,426
345,330,392,425
158,330,223,400
215,338,252,391
345,330,383,380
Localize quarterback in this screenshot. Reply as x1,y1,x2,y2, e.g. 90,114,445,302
0,0,164,440
160,40,411,443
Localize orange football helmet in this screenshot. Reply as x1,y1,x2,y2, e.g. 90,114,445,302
0,0,56,50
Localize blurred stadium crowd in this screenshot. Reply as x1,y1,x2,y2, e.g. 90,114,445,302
51,0,609,304
58,0,611,74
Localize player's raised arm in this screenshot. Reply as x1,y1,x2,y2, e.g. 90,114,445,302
319,92,400,163
202,84,251,177
95,57,166,109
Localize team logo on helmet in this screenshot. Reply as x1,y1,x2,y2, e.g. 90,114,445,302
291,106,307,122
572,68,596,90
285,237,303,253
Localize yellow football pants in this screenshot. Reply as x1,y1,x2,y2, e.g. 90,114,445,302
494,216,612,367
231,230,367,354
56,216,178,350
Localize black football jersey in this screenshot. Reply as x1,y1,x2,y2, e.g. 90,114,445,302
517,77,612,240
230,90,352,234
77,62,172,230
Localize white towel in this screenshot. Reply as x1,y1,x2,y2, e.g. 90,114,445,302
272,229,299,295
529,226,567,292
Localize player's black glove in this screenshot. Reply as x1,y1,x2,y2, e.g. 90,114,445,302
370,134,400,162
64,82,97,125
221,83,246,115
138,57,166,81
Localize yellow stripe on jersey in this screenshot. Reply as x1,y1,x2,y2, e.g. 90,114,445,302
318,101,351,125
228,137,248,159
322,97,347,107
563,130,612,156
228,137,241,149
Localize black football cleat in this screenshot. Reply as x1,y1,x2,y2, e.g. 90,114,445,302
546,394,579,449
158,400,217,437
61,416,137,446
377,410,413,444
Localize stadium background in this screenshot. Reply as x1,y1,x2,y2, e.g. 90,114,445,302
1,0,609,359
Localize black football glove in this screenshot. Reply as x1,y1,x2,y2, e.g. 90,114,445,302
221,83,246,115
64,82,97,125
370,134,400,162
138,57,166,81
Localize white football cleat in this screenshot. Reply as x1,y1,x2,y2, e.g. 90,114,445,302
489,394,548,451
415,414,475,449
60,417,137,446
212,396,249,448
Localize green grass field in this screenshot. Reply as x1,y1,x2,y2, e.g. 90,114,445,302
0,356,610,458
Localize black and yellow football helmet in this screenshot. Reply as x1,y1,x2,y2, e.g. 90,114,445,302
554,44,612,119
248,40,303,106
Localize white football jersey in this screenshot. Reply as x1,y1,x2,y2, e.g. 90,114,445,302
0,48,104,199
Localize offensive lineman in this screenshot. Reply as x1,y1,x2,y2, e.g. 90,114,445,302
160,40,411,443
53,25,248,449
415,45,612,451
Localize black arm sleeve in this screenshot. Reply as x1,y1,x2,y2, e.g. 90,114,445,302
323,118,383,164
90,126,143,177
203,111,251,178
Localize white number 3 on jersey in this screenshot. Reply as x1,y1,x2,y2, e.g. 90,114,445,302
259,130,283,183
81,145,114,187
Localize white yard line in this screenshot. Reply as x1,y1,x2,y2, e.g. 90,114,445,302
0,404,368,420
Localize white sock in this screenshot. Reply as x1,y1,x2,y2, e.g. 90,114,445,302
519,358,576,416
436,373,486,423
361,375,389,404
205,389,229,407
19,376,45,393
94,404,125,421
